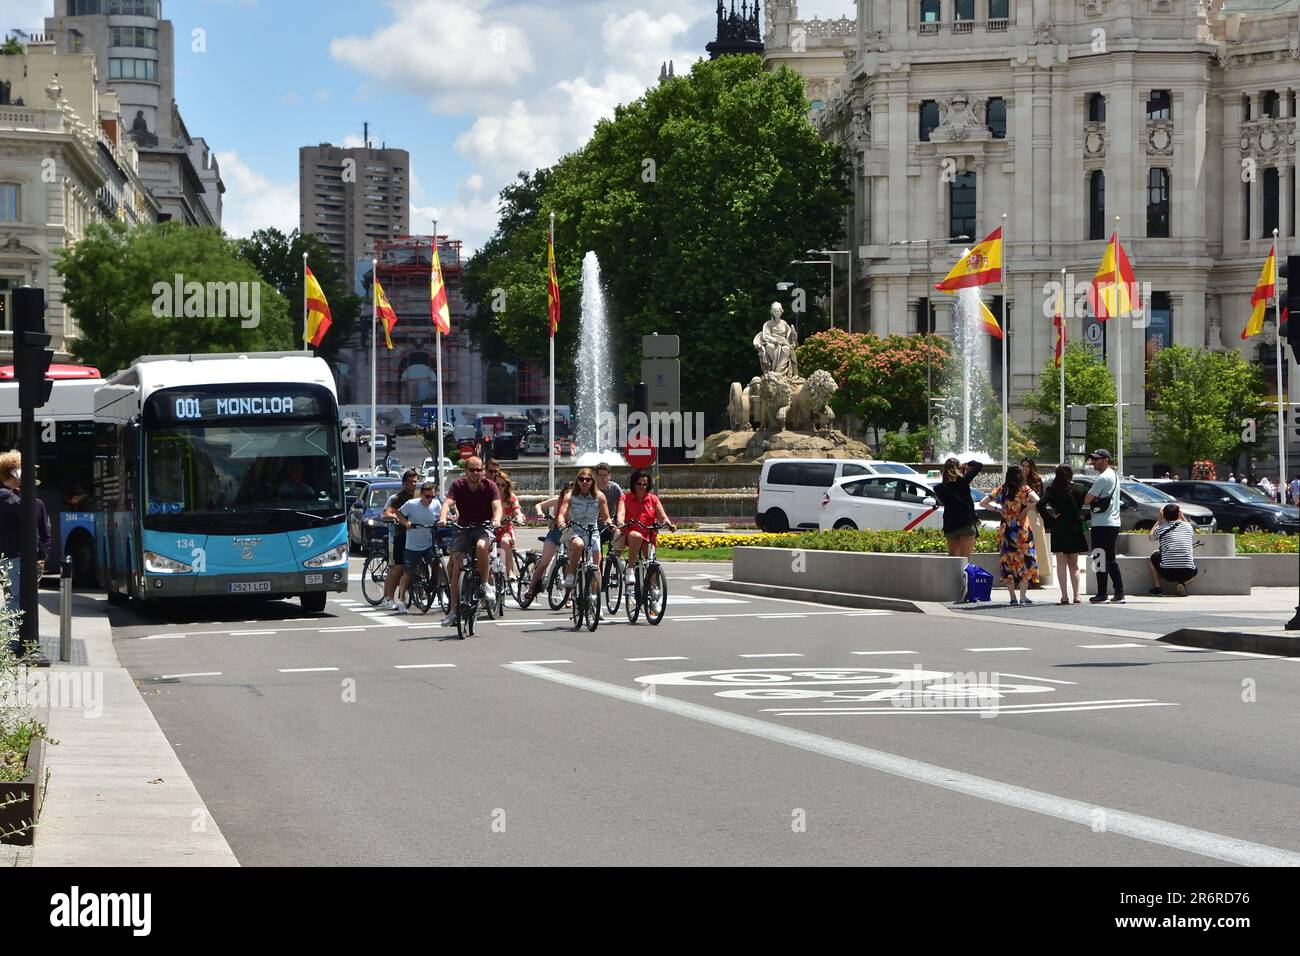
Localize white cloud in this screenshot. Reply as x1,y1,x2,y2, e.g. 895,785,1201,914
216,151,298,239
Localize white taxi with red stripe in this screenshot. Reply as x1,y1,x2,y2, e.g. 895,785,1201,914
818,474,992,532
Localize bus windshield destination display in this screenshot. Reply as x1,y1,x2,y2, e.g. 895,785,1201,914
144,387,331,427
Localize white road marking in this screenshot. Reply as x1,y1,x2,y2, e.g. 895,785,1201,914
672,616,719,622
997,672,1079,686
1078,643,1146,649
852,650,918,656
143,634,188,640
360,615,405,628
665,596,748,605
160,671,222,679
758,614,807,620
1220,650,1296,660
739,652,804,658
507,663,1298,867
509,659,573,665
231,630,277,636
843,611,893,616
491,620,561,626
319,626,367,633
278,667,340,673
393,663,458,669
765,700,1178,717
626,656,689,661
966,646,1032,652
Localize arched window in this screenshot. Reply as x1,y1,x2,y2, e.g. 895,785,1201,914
1146,168,1170,238
1088,93,1106,123
1089,170,1105,241
919,100,940,141
986,97,1006,139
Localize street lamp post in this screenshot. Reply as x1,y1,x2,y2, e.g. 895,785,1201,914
808,249,852,331
889,235,969,457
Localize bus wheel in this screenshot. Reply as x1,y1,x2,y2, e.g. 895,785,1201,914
300,592,328,614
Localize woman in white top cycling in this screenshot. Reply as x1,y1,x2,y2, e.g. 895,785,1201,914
557,466,611,592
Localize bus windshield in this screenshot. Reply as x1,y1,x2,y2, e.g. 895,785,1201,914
144,422,343,531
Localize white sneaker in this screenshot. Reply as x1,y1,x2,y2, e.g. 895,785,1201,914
440,612,456,627
480,583,493,601
625,568,635,585
564,574,575,589
381,597,396,609
393,601,408,615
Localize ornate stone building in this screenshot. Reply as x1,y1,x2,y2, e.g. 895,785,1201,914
767,0,1300,470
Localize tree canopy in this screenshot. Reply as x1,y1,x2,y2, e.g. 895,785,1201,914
1023,342,1120,457
462,54,850,423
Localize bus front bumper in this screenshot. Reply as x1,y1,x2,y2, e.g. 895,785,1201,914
140,569,348,599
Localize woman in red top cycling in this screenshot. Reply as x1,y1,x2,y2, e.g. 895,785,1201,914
615,469,675,584
494,471,526,584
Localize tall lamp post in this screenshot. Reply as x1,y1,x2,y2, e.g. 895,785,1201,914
808,249,852,331
889,235,970,454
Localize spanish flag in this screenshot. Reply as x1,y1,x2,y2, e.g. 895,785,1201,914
430,238,451,335
303,265,333,347
978,298,1003,339
1052,308,1065,368
935,226,1003,292
546,226,561,337
1089,232,1139,320
376,277,398,350
1241,245,1276,339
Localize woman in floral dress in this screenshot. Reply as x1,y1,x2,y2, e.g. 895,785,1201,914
979,465,1041,606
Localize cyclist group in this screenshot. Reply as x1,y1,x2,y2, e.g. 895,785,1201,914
374,457,674,630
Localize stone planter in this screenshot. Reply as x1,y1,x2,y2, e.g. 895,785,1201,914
1248,552,1300,587
733,547,968,603
1116,533,1235,557
0,735,44,847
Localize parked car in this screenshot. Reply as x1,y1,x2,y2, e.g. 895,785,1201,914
421,456,457,480
1152,480,1299,533
347,480,403,552
1044,474,1217,533
491,432,520,460
757,459,924,532
524,433,547,455
818,474,987,532
394,422,421,437
344,477,372,512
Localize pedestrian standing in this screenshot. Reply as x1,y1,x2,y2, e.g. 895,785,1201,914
0,452,24,634
1259,474,1274,501
935,458,984,558
1039,464,1087,605
1084,449,1125,604
1019,457,1051,588
1290,474,1300,506
979,466,1039,606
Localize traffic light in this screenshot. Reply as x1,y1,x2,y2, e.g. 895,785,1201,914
13,287,53,409
1287,256,1300,364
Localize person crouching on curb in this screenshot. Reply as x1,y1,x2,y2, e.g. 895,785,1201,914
1148,503,1197,596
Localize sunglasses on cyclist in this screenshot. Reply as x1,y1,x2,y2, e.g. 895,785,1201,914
577,475,593,482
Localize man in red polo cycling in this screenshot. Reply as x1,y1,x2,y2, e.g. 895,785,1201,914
438,456,502,627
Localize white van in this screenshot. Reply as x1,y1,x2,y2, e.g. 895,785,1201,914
756,459,921,531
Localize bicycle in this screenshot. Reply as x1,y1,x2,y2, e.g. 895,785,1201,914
567,523,602,633
449,521,495,640
514,540,542,608
361,532,390,606
601,537,623,614
623,521,668,626
488,530,508,619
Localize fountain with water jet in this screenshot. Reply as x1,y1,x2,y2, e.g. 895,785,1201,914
935,275,997,464
574,251,626,467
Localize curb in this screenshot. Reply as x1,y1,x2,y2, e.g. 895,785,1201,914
709,578,932,614
1159,627,1300,657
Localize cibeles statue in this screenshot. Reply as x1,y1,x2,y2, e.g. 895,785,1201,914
754,302,799,378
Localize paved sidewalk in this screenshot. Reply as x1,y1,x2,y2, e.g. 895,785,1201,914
27,589,238,866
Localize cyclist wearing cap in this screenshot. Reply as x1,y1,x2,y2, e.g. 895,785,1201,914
438,456,502,627
381,469,420,610
616,469,674,584
395,481,442,614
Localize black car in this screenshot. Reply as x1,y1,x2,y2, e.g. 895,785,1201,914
490,432,520,460
395,422,422,437
347,480,404,552
1158,480,1299,533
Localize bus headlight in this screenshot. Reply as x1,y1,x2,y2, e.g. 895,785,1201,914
304,544,348,568
144,551,193,574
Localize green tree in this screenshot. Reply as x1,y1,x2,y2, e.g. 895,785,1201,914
60,221,293,374
235,228,361,368
462,55,850,424
0,38,24,56
1146,344,1272,472
1023,341,1119,458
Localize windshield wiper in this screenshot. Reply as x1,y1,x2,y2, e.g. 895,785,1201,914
253,508,346,524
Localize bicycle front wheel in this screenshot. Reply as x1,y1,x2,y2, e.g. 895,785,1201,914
546,559,567,611
361,554,388,606
625,566,641,624
644,564,667,625
603,554,623,614
433,558,450,613
585,567,601,633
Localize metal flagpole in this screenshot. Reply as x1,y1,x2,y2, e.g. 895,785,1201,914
1059,267,1066,466
1274,229,1285,500
434,225,446,492
1000,212,1009,471
1114,218,1125,478
302,251,310,352
370,257,377,476
548,212,556,496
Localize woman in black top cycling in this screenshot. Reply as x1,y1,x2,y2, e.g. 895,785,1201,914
934,458,984,557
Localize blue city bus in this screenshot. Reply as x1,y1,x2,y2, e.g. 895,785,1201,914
93,353,348,612
0,374,103,584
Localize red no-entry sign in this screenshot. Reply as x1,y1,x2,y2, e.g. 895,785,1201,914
625,434,656,469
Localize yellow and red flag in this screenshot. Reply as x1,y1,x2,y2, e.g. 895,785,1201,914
978,298,1003,340
1241,245,1276,339
430,238,451,335
546,228,561,337
303,266,333,347
934,226,1002,292
376,277,399,350
1089,232,1139,320
1053,305,1065,369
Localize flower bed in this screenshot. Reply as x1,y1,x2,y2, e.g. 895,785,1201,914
749,528,1000,554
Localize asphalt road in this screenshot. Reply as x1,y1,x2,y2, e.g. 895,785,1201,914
108,560,1300,866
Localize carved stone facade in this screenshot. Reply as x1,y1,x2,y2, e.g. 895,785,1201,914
763,0,1300,470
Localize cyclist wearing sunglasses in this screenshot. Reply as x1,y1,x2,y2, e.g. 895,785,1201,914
617,469,675,583
557,468,611,590
438,455,502,627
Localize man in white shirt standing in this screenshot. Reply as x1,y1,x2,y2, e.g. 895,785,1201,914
1083,449,1125,604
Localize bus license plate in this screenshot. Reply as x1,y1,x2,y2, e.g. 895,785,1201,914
229,582,272,594
305,574,323,585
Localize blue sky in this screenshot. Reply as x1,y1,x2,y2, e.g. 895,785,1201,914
4,0,854,252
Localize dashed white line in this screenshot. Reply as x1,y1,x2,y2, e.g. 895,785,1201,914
143,634,188,640
851,650,918,656
966,646,1032,652
231,630,277,636
278,667,340,673
509,659,573,665
393,663,458,669
160,672,222,679
319,627,367,633
1078,643,1146,649
739,652,804,658
626,656,689,662
672,616,719,622
758,614,807,620
997,672,1078,686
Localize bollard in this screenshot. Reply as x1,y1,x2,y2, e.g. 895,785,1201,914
59,554,72,663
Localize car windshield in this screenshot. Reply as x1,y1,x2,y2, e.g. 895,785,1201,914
1122,481,1174,503
1225,483,1272,503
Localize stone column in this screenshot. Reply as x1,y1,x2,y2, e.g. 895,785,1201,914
1032,74,1052,257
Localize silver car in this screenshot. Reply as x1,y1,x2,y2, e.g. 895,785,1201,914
1047,474,1216,532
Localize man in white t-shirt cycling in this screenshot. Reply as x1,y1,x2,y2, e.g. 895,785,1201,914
1083,448,1125,604
394,481,442,614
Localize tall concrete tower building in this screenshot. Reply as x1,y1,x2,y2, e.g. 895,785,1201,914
298,142,410,287
43,0,224,225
